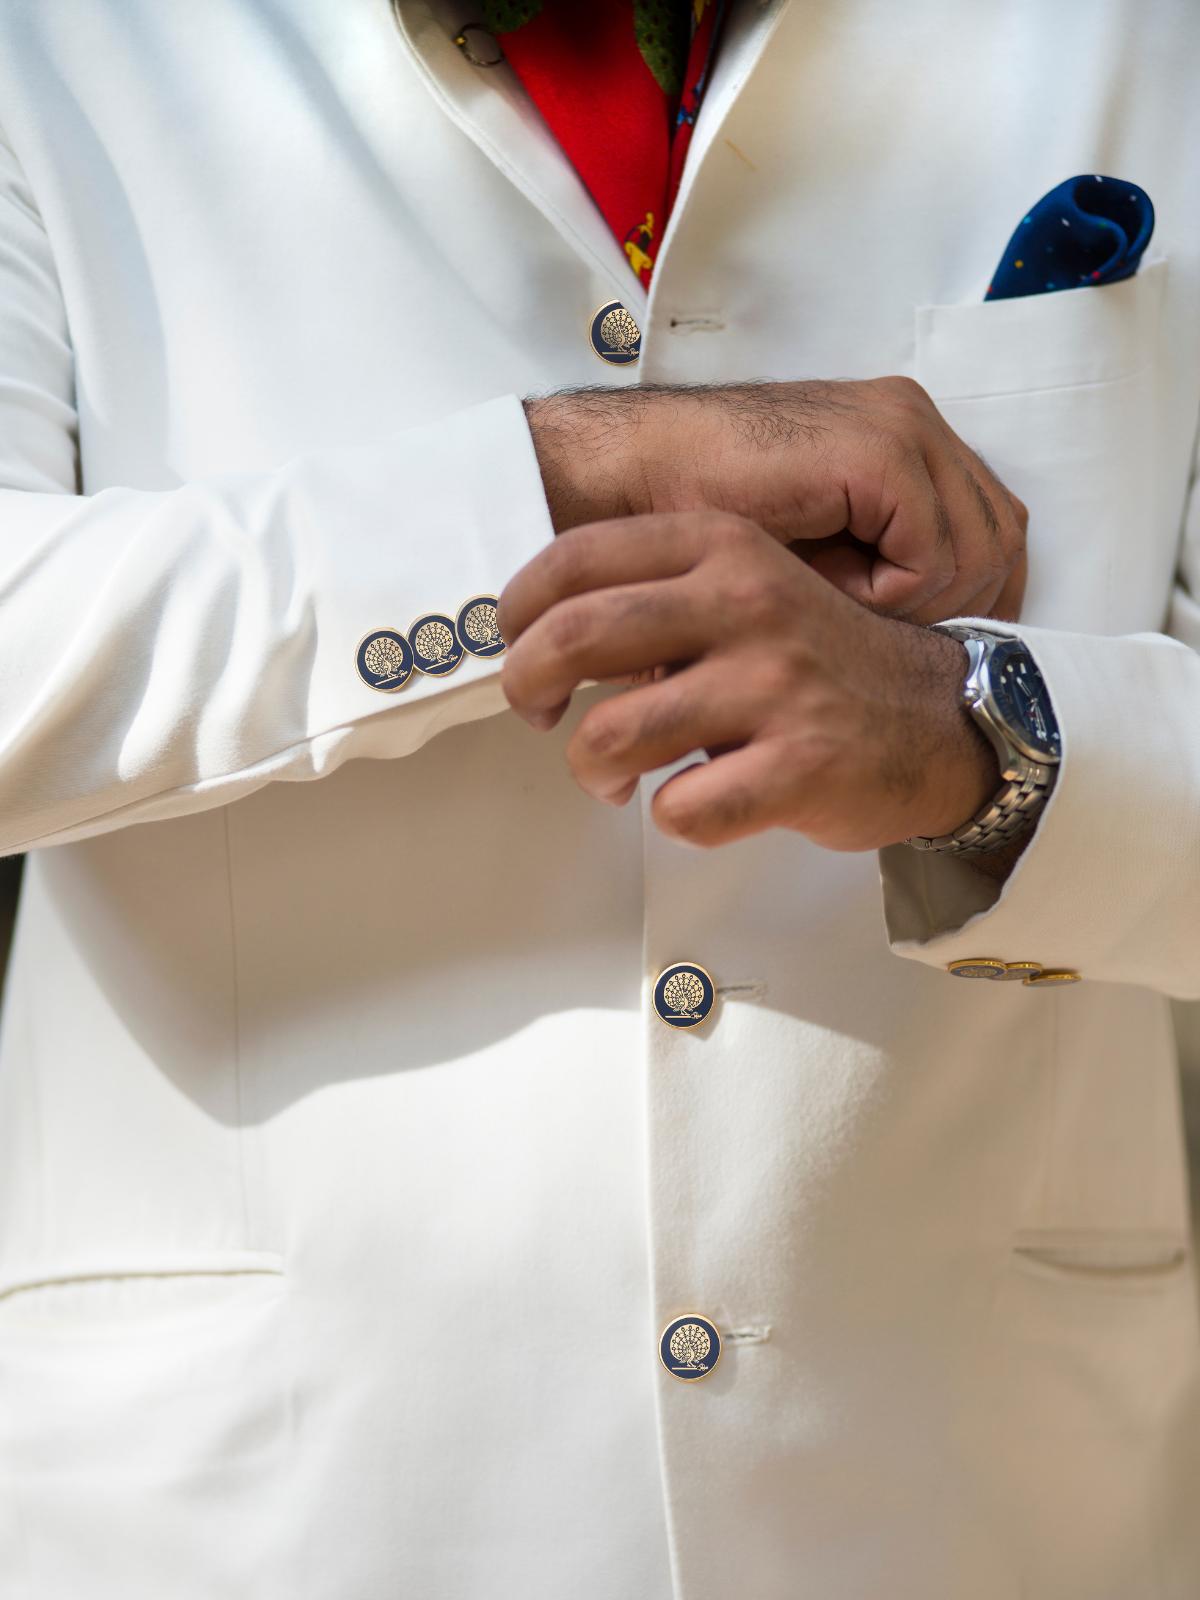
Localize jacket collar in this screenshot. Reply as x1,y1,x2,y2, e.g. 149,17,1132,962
390,0,790,318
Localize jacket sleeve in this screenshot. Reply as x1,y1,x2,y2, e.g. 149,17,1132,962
879,431,1200,997
0,136,553,856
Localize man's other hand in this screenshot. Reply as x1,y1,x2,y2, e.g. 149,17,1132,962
524,378,1027,626
499,512,999,852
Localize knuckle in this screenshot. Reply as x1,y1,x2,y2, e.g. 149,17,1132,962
702,510,764,551
654,783,705,843
543,599,598,662
722,568,786,628
576,702,635,763
873,374,934,417
542,531,588,587
750,651,798,703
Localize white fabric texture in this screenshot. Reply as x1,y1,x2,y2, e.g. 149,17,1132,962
0,3,1198,1599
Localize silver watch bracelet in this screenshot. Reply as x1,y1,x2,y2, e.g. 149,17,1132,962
906,761,1054,858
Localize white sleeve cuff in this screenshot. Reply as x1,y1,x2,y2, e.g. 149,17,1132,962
0,395,555,852
880,619,1200,997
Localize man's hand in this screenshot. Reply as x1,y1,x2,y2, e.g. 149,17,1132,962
499,511,1000,852
524,378,1027,626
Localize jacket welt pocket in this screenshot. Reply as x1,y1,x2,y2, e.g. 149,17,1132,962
1012,1228,1188,1288
0,1250,284,1329
914,260,1171,636
916,258,1166,398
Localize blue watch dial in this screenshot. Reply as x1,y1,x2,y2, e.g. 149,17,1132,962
988,639,1060,759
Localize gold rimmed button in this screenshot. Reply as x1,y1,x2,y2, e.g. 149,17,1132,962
652,963,716,1028
995,961,1042,982
948,958,1006,980
589,300,642,365
659,1315,722,1382
1023,969,1081,988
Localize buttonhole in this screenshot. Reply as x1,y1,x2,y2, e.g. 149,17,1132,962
724,1325,771,1345
716,980,768,1003
668,315,726,335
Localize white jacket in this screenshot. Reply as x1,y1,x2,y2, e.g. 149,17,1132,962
0,2,1197,1596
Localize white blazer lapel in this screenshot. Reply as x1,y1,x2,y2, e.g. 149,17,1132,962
655,0,794,274
391,0,647,316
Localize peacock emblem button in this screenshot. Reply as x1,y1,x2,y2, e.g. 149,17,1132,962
589,300,641,365
659,1315,722,1383
356,627,415,692
408,613,464,677
652,962,715,1029
455,595,506,659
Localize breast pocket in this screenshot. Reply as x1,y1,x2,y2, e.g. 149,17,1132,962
916,259,1170,634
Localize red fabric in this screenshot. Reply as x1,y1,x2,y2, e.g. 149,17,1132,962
667,2,723,221
500,2,726,287
500,2,668,285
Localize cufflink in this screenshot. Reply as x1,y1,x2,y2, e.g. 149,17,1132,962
356,628,415,692
1023,969,1082,987
409,613,464,677
652,963,715,1028
455,596,506,658
589,300,641,365
659,1315,722,1382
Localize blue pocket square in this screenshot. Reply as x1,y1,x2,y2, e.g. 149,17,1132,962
986,174,1154,301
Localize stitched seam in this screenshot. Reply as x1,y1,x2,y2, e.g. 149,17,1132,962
929,363,1156,404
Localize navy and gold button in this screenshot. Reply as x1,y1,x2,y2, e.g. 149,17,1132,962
653,963,715,1029
659,1315,722,1382
948,958,1007,980
948,957,1080,987
455,595,506,658
408,612,464,677
996,961,1042,982
589,300,642,365
356,628,415,693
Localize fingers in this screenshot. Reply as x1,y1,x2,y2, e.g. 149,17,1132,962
987,546,1028,623
501,512,805,729
503,576,716,728
788,379,1026,624
790,400,1024,624
498,514,709,645
565,656,782,805
651,740,819,849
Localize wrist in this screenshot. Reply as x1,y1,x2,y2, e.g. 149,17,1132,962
524,394,653,531
906,632,1001,837
905,627,1060,864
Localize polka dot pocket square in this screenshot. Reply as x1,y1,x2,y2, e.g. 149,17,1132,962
986,174,1154,301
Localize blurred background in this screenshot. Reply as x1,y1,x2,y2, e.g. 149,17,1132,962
0,851,1195,1248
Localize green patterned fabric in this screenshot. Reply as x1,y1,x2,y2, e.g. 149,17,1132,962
477,0,544,32
633,0,690,95
477,1,692,97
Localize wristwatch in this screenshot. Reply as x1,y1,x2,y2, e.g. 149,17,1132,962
906,625,1061,858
